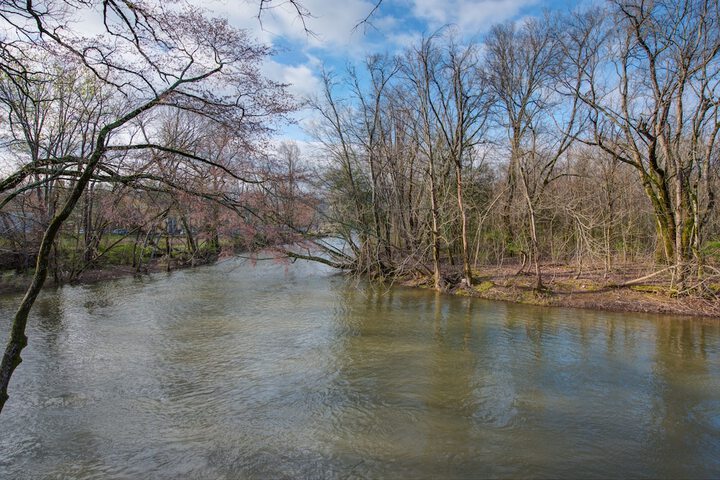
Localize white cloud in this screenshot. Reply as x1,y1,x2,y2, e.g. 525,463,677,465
365,14,400,32
199,0,539,62
269,138,323,156
261,60,322,99
203,0,383,55
410,0,538,32
386,31,423,49
294,0,380,48
411,0,452,25
260,59,325,143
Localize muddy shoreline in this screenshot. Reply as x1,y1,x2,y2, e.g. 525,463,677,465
401,263,720,319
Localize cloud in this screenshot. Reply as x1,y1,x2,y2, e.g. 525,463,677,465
269,137,323,156
260,59,325,143
203,0,383,55
261,60,322,99
409,0,538,32
201,0,539,62
385,31,423,49
294,0,381,48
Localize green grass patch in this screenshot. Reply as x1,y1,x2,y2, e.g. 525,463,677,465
474,280,495,294
703,240,720,260
101,243,154,265
629,284,671,295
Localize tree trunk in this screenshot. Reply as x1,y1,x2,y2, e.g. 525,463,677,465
455,162,472,287
1,144,105,413
428,160,442,290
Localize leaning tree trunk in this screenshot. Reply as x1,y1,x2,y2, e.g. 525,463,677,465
0,145,106,413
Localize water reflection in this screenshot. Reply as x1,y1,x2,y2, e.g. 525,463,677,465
1,259,719,479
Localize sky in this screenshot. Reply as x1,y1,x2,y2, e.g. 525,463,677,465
202,0,576,143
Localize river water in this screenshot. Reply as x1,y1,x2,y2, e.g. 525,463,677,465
1,258,719,479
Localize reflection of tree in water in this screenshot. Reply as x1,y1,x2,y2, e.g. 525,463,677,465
2,285,121,478
417,291,480,475
34,295,64,347
649,319,720,477
316,286,483,476
520,306,562,362
327,287,720,477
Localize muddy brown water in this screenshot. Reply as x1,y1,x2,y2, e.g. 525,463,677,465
1,258,719,479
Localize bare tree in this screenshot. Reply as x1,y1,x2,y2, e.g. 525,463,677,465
567,0,720,289
486,17,579,289
425,34,491,287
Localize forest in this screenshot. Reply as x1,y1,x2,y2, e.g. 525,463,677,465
1,0,719,413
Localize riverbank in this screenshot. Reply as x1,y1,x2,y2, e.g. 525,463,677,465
402,263,720,319
0,256,217,296
3,256,718,319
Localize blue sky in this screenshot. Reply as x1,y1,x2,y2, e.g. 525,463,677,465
204,0,577,142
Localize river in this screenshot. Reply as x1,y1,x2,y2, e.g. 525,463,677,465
1,258,719,479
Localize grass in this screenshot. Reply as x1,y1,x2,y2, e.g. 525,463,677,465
473,280,495,293
703,242,720,263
